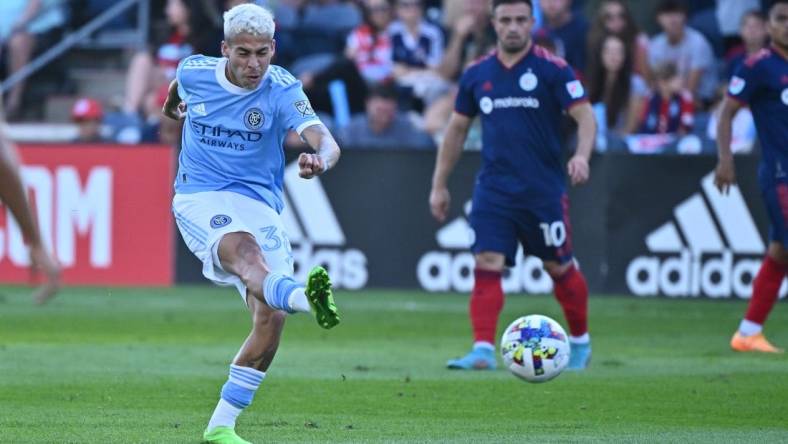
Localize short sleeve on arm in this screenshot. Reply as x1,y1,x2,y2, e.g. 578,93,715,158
553,64,588,110
727,61,758,105
454,70,478,117
276,82,322,135
176,55,201,99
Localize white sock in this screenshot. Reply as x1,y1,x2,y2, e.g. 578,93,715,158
738,319,762,337
569,333,590,344
207,399,242,430
287,288,311,313
473,341,495,351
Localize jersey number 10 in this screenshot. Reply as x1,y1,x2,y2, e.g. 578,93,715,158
539,221,567,247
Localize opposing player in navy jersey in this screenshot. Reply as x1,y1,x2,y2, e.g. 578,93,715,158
716,0,788,354
429,0,596,371
161,4,341,443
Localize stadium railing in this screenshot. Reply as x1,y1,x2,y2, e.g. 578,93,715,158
0,0,150,96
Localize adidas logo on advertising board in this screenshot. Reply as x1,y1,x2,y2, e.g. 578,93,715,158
417,202,554,293
281,163,367,289
627,172,786,298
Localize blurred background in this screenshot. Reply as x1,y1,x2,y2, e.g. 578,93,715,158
0,0,781,300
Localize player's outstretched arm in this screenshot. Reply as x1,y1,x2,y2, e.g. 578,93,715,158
430,112,472,222
0,121,61,304
567,102,596,186
161,79,186,121
298,123,341,179
714,96,742,195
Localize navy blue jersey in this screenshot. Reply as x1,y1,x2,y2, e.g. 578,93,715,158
727,47,788,185
455,45,587,206
389,20,444,69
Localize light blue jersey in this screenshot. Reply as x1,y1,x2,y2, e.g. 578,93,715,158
174,55,321,213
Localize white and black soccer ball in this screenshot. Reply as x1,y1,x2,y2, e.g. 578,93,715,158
500,314,570,383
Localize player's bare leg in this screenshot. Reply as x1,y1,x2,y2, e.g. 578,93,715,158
236,296,287,370
201,232,338,443
544,260,591,370
731,241,786,353
447,252,505,370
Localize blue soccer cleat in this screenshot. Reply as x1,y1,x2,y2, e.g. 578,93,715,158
567,342,592,370
447,346,497,370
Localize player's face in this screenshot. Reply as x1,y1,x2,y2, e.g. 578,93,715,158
768,4,788,49
222,33,275,90
492,3,534,54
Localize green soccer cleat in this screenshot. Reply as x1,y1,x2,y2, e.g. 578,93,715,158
203,426,251,444
305,266,340,329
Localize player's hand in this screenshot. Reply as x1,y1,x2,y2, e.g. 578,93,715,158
28,243,61,305
714,157,736,195
162,101,186,121
567,155,590,186
298,152,325,179
430,186,451,223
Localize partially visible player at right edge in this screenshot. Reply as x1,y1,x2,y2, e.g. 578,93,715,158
429,0,596,370
716,0,788,354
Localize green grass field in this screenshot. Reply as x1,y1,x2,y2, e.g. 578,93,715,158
1,286,787,443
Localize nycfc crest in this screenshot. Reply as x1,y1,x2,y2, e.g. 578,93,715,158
519,70,538,91
210,214,232,228
244,107,264,130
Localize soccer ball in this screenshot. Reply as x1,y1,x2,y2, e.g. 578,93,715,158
500,315,570,383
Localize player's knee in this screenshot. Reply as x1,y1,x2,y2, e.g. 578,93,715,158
219,232,269,288
767,242,788,264
544,261,571,280
475,252,505,271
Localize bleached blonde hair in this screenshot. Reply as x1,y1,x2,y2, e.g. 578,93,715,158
223,3,275,42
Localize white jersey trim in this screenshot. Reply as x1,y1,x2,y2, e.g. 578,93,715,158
296,120,322,135
214,58,269,95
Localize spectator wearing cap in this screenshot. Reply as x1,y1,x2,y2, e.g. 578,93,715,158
337,83,435,149
648,0,717,104
71,98,108,143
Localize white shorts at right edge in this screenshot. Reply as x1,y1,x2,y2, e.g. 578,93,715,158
172,190,294,304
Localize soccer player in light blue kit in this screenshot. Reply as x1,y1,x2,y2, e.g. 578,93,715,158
162,4,341,443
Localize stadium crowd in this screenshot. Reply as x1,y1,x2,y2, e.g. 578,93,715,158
0,0,777,154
